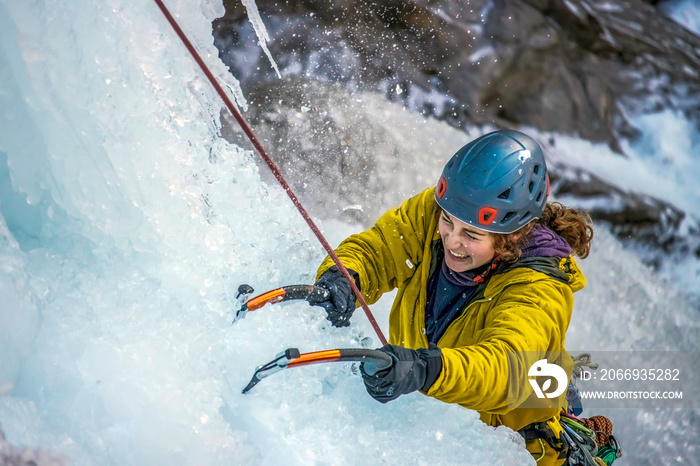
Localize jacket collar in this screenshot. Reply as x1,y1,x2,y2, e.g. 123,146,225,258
484,255,586,298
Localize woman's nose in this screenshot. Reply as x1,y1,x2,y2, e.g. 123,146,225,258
444,232,463,250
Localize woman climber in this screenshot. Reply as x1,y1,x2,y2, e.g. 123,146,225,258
313,129,594,465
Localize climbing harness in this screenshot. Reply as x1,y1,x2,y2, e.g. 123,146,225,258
561,354,621,465
152,0,387,345
518,354,622,465
517,421,568,463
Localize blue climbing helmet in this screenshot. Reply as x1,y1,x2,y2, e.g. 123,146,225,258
435,129,550,234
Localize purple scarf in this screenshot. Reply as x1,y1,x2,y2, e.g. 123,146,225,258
520,224,572,259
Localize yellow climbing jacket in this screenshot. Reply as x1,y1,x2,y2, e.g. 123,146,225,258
317,187,587,465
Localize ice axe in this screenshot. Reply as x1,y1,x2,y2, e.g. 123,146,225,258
242,347,393,394
232,284,331,324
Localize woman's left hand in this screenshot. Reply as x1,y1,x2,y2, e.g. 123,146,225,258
361,344,442,403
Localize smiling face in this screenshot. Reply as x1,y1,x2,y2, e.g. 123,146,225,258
438,210,497,272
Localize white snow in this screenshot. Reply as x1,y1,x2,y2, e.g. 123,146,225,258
0,0,698,465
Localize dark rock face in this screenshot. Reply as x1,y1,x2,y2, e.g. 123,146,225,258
215,0,700,149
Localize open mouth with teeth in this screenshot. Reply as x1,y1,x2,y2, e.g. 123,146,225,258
448,250,469,259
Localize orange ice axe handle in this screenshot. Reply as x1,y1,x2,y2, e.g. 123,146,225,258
241,348,393,394
232,285,331,324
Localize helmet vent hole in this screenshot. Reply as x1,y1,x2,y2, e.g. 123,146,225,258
502,211,517,224
437,177,448,198
528,181,535,193
533,164,540,175
536,191,543,203
498,188,511,200
521,211,531,221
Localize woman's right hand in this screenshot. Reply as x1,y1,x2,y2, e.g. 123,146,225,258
310,266,358,327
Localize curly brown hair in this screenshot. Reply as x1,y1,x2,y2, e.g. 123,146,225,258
492,202,594,263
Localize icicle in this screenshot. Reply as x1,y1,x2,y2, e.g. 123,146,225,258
241,0,282,78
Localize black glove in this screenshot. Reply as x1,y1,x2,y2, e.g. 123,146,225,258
311,266,360,327
361,344,442,403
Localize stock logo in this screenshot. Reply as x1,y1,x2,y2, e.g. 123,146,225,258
528,359,567,399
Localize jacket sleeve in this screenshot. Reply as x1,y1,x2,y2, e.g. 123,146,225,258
316,188,437,305
426,278,573,413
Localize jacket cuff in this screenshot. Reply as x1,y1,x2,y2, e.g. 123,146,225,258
419,344,443,393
